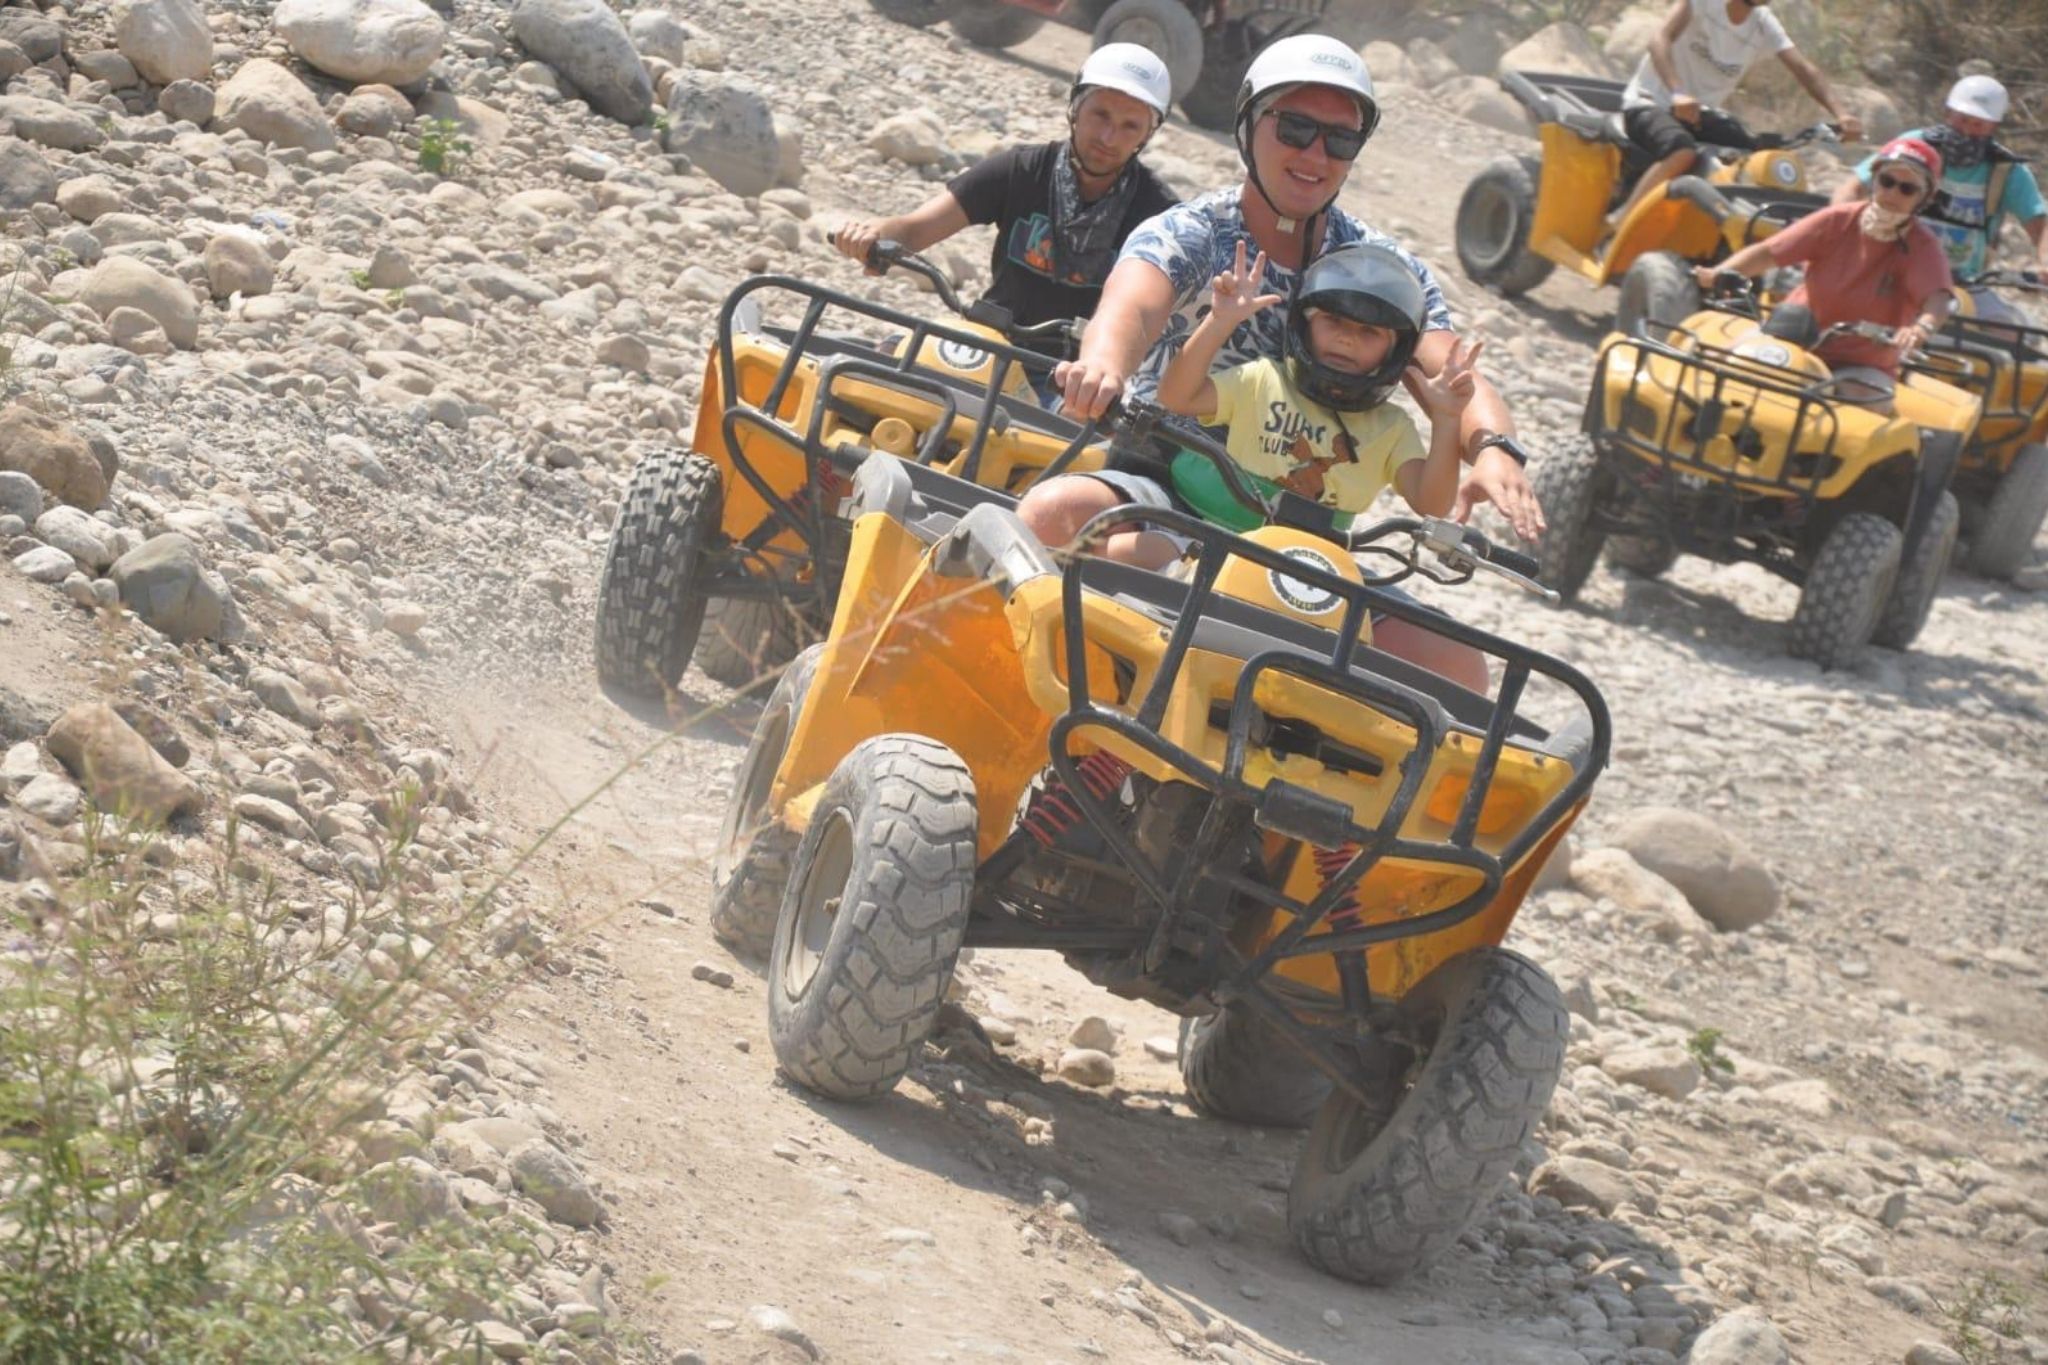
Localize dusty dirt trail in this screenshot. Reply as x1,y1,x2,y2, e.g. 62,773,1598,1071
429,16,2047,1365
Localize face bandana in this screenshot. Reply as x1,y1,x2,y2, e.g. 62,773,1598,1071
1923,122,1992,172
1049,142,1141,287
1859,201,1914,242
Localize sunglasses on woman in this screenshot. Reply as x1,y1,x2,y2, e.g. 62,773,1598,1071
1268,110,1368,162
1874,171,1928,196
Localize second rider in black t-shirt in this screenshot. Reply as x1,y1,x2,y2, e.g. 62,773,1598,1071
831,42,1180,368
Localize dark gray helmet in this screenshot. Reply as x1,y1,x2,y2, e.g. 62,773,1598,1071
1286,242,1425,410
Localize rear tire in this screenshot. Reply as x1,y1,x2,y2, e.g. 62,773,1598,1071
946,1,1047,47
1615,251,1700,341
1092,0,1203,104
1523,433,1610,602
594,452,721,702
712,645,825,958
1455,155,1555,298
695,595,812,689
1872,491,1958,649
1788,511,1902,669
1179,20,1255,131
867,0,956,22
1178,1004,1331,1130
1605,534,1678,579
1288,949,1567,1285
1966,442,2048,580
769,736,978,1102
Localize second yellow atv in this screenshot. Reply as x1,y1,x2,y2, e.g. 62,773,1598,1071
1456,71,1835,320
592,241,1106,700
715,405,1609,1286
1528,279,1985,669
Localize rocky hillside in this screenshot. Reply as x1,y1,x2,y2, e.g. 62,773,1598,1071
0,1,2041,1363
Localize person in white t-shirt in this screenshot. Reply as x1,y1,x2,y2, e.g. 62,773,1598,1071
1607,0,1862,232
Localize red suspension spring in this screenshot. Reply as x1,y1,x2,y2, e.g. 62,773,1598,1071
1021,750,1134,847
1315,843,1365,932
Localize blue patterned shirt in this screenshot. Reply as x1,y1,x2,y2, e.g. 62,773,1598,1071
1118,188,1455,405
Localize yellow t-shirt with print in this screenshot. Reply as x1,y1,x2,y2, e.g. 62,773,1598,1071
1208,357,1425,515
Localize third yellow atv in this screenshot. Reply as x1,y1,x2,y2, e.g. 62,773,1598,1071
1456,71,1836,323
1528,278,1987,669
1920,269,2048,578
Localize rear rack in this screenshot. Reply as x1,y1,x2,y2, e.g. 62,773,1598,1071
1912,316,2048,457
711,275,1104,576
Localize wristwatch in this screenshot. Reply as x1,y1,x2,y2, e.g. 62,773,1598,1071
1474,432,1530,468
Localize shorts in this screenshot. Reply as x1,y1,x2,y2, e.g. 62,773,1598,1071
1080,469,1195,552
1967,286,2025,326
1622,104,1754,163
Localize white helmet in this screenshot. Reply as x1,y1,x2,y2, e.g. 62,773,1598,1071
1075,42,1173,122
1235,33,1379,140
1946,73,2009,123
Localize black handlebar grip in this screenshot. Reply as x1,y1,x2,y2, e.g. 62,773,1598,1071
1486,543,1543,580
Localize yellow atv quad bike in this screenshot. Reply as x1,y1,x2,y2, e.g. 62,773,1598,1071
713,404,1610,1285
593,239,1107,699
1915,269,2048,579
1456,71,1836,316
1529,278,1988,669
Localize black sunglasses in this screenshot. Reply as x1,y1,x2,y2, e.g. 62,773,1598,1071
1268,109,1368,161
1874,170,1927,196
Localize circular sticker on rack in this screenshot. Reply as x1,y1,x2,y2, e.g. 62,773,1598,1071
934,338,988,371
1268,546,1344,618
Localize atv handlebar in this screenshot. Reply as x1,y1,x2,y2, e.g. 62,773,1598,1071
1962,267,2048,294
1108,402,1557,603
827,231,1086,353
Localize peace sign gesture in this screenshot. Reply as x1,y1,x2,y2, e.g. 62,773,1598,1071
1208,240,1284,331
1404,334,1485,418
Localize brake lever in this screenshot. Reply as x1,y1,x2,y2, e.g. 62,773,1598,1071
1419,518,1561,605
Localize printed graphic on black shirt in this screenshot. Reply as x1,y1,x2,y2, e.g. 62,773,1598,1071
1007,213,1082,285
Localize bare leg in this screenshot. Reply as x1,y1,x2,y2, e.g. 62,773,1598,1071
1607,147,1697,231
1371,615,1490,694
1016,475,1183,568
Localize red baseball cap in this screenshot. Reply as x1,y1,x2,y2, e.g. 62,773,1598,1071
1873,136,1944,200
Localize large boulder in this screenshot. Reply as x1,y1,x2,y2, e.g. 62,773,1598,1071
204,231,275,299
1685,1309,1790,1365
509,0,652,125
1499,21,1614,80
0,406,109,510
1570,846,1704,940
113,0,212,85
1441,76,1531,136
1602,6,1665,70
45,703,203,826
0,142,56,210
0,11,62,62
214,59,338,151
109,533,229,643
1607,807,1781,932
275,0,447,87
626,9,687,65
78,257,199,350
664,71,779,196
0,97,107,153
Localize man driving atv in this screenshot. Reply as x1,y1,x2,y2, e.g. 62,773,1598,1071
831,43,1179,380
1014,33,1539,692
1608,0,1861,234
1832,74,2047,326
1703,136,1955,396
